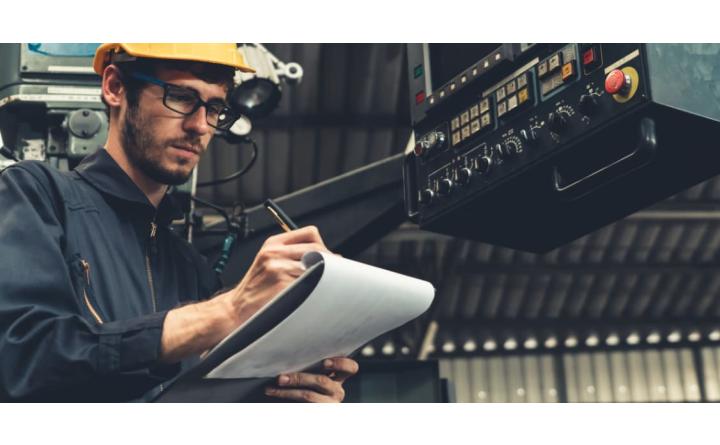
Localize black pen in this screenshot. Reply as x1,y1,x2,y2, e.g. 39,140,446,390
264,198,299,232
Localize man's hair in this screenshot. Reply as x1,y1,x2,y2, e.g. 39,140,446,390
103,58,236,119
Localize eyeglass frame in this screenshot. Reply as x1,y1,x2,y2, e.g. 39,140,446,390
128,71,238,130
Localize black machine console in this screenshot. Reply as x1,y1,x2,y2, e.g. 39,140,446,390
403,44,720,252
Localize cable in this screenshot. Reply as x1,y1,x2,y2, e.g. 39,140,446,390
191,196,231,229
196,135,258,187
190,195,248,276
1,145,19,162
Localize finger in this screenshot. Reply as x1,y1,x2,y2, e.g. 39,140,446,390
270,226,327,246
271,243,332,261
264,387,337,403
277,372,342,397
256,258,307,281
323,357,360,382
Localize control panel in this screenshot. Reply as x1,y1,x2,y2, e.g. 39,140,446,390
405,44,647,224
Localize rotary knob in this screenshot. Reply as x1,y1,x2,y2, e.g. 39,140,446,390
438,178,454,196
493,143,507,159
520,128,538,146
419,188,434,205
548,110,570,133
457,167,472,185
503,140,520,158
475,156,492,174
578,93,599,116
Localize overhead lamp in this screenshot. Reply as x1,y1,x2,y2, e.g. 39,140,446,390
463,339,477,352
626,332,641,345
585,334,599,347
523,337,538,350
564,336,578,348
606,333,620,346
503,338,518,351
381,341,395,356
667,331,682,343
544,336,558,349
709,330,720,341
646,331,661,344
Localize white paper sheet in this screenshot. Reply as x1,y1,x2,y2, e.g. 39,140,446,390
206,251,435,378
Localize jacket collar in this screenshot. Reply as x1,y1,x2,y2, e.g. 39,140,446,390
74,148,184,225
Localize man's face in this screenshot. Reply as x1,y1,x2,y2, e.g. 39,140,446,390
120,67,228,185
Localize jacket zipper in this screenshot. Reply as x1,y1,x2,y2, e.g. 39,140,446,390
80,259,104,324
146,220,163,393
146,221,158,313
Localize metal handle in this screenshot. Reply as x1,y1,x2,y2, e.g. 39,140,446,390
553,117,657,196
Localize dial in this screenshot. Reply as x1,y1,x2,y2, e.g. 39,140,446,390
548,110,570,133
419,188,434,205
457,167,472,185
438,178,454,196
475,156,492,174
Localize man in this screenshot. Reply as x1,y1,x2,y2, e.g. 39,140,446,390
0,43,358,402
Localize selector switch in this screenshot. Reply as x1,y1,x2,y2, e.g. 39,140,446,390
438,178,454,196
419,188,434,205
578,93,599,116
475,156,492,174
520,128,538,145
502,140,520,158
457,167,473,185
548,110,569,133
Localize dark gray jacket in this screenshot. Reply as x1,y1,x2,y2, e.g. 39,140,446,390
0,149,220,401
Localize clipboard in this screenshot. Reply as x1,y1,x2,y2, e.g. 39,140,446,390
154,251,435,402
154,262,325,402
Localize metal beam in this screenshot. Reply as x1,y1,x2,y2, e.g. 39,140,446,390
194,153,406,284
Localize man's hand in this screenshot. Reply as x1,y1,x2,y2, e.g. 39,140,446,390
264,357,359,403
220,225,331,332
160,225,330,363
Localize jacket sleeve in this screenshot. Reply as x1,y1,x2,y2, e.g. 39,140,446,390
0,164,178,401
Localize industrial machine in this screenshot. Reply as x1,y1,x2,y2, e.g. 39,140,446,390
404,44,720,252
0,44,106,171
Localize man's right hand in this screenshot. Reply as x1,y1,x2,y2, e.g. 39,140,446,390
160,225,331,363
219,225,331,329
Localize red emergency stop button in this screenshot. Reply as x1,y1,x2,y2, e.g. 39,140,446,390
605,69,631,95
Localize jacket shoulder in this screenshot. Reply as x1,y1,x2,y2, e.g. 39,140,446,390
1,160,74,188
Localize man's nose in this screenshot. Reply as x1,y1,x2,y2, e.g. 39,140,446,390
183,105,211,135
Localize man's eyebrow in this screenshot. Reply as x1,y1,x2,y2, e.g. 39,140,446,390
174,83,227,104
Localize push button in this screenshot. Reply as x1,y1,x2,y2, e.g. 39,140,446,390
582,46,602,72
605,69,631,95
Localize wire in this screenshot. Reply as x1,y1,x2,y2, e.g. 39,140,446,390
191,196,231,229
196,135,258,187
1,145,19,162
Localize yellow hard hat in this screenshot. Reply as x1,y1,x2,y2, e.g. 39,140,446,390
93,43,256,76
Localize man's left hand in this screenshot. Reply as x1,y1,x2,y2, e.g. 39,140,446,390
265,357,359,403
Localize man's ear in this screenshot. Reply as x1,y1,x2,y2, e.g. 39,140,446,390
101,65,125,113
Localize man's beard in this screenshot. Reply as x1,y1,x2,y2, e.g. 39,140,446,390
120,104,200,186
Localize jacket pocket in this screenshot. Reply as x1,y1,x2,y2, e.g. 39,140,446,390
70,255,105,324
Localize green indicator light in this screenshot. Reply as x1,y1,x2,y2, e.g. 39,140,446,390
414,64,424,79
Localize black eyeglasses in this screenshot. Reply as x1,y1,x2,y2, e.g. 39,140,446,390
129,72,238,130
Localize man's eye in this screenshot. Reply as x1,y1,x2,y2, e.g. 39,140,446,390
168,92,197,104
206,104,224,116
